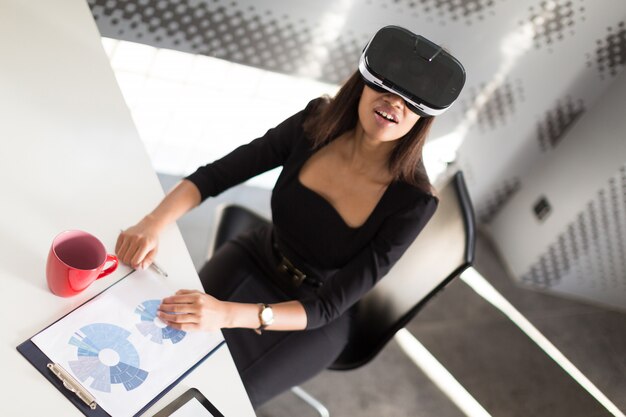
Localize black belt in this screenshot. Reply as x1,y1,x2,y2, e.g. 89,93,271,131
272,242,323,288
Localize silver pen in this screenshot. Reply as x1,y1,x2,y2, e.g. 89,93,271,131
150,261,169,278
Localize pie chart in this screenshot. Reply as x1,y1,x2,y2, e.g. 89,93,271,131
135,299,186,344
68,323,149,392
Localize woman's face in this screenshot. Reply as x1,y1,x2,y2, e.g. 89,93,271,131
357,85,421,143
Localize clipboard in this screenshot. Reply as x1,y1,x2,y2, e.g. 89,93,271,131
16,270,226,417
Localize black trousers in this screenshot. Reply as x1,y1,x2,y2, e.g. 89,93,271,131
199,240,350,408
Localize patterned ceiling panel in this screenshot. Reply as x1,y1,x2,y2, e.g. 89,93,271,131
587,20,626,79
88,0,368,83
475,177,522,224
536,96,585,152
461,78,525,131
365,0,505,26
522,0,586,51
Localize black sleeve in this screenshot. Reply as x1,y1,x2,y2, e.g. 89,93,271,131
185,99,317,201
300,195,439,329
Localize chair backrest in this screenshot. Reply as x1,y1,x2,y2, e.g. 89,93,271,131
330,171,476,370
209,204,271,256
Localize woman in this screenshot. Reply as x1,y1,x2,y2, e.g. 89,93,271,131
116,69,439,406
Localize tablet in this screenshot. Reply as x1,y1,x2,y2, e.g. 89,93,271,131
153,388,225,417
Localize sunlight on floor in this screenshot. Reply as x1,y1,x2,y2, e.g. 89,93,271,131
102,37,338,188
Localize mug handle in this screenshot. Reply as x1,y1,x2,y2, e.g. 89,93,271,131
97,254,119,279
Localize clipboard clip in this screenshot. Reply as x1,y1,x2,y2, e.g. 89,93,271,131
47,363,97,410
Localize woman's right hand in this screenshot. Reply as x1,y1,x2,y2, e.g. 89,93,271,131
115,179,202,270
116,217,161,270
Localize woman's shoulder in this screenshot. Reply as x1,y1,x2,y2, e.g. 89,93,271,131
412,161,439,202
270,97,328,139
303,96,330,117
391,179,439,211
396,162,438,201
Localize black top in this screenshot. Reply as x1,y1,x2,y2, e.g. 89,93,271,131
186,99,438,329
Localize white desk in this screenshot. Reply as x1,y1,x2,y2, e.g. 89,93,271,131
0,1,255,416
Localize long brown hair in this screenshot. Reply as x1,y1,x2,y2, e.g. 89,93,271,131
303,71,436,195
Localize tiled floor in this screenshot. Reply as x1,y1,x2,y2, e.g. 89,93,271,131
158,174,626,417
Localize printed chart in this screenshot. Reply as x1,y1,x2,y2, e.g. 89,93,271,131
68,323,149,392
135,299,186,344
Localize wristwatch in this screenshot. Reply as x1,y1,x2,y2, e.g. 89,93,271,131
255,303,274,335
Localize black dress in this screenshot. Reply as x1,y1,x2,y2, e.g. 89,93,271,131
185,98,438,407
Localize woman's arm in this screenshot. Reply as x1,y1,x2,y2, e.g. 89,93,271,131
301,194,438,329
157,290,307,332
117,100,318,269
119,178,309,332
116,179,201,269
155,195,436,334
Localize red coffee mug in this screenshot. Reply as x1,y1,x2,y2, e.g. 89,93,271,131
46,230,119,297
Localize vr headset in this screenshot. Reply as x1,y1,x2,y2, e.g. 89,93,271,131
359,26,466,117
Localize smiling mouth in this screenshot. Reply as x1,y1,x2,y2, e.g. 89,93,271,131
374,110,398,123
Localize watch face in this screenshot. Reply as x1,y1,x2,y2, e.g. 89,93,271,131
260,305,274,324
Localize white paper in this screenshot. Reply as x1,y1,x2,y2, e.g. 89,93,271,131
32,269,224,417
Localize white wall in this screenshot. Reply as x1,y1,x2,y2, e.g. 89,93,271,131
488,69,626,311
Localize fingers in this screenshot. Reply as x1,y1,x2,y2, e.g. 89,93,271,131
163,321,201,332
132,239,159,270
161,291,202,305
157,308,205,332
157,291,222,332
157,310,196,323
115,230,134,265
157,311,201,332
115,227,158,269
159,302,198,314
175,289,202,295
160,291,205,315
115,234,132,265
128,245,144,269
139,247,158,270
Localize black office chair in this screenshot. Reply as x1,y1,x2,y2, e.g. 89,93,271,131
207,171,476,415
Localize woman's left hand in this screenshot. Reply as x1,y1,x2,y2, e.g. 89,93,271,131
158,289,228,332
